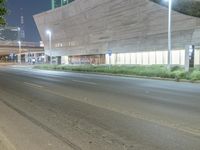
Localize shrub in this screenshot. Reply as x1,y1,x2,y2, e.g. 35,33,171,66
171,66,183,72
34,64,200,81
189,70,200,81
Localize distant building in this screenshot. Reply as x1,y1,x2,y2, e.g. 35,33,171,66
0,26,19,41
20,8,26,41
0,26,44,63
34,0,200,65
51,0,75,9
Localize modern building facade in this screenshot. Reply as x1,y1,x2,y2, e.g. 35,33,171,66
34,0,200,65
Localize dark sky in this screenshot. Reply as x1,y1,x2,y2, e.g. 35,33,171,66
6,0,51,42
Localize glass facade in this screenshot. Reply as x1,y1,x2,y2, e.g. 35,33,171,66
51,0,75,9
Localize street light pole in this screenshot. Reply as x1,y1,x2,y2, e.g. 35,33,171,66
18,41,21,64
167,0,172,70
46,30,52,64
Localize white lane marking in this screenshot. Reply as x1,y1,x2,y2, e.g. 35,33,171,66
72,80,97,85
24,82,43,88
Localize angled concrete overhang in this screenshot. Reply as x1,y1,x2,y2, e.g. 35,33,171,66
34,0,200,57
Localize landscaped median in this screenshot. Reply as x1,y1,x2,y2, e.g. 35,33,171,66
34,64,200,82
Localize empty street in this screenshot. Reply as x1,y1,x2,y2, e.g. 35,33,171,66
0,65,200,150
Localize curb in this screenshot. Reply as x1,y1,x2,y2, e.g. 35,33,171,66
74,72,200,83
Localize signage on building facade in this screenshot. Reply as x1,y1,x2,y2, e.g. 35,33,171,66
107,50,112,56
185,45,195,71
189,45,195,68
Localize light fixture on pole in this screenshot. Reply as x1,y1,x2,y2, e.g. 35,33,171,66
46,30,52,64
18,41,21,64
165,0,172,70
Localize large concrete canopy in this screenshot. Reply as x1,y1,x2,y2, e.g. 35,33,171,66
34,0,200,57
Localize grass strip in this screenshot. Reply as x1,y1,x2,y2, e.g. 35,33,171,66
34,64,200,81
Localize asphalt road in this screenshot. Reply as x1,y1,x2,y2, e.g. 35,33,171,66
0,66,200,150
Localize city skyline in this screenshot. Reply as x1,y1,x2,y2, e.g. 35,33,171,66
6,0,50,42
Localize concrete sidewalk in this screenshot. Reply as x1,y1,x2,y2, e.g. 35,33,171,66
0,130,15,150
0,99,72,150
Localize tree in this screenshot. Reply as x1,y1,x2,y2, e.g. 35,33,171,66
0,0,7,26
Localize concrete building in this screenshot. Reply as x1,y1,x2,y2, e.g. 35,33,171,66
51,0,75,9
0,27,45,63
34,0,200,65
0,41,45,63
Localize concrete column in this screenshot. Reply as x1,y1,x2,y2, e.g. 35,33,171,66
18,54,21,63
141,53,143,65
34,53,37,61
148,52,150,65
44,55,48,63
162,51,165,65
155,51,157,64
185,46,190,72
25,53,29,63
115,53,118,65
179,50,182,65
199,49,200,67
136,53,138,65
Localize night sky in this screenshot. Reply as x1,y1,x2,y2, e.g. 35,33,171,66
6,0,51,42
